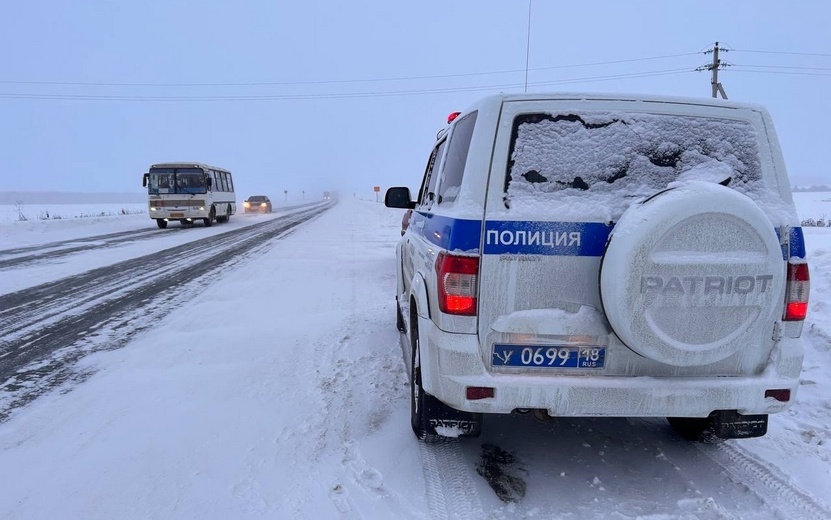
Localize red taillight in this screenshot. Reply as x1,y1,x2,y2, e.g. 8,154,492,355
466,387,495,400
435,251,479,316
765,389,791,402
784,263,810,321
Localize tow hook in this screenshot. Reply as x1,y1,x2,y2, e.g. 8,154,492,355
532,409,554,423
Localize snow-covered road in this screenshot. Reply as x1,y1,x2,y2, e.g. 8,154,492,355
0,195,829,519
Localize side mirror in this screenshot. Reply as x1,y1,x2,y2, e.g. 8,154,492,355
142,173,149,187
385,187,415,209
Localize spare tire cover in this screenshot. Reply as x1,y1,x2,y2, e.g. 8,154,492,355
599,181,785,367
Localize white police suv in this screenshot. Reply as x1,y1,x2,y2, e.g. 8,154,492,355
385,92,810,442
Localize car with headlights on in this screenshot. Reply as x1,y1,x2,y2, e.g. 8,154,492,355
244,195,272,213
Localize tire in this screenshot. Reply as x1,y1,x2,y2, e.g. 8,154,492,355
409,312,482,441
599,182,786,367
156,219,167,229
203,206,215,227
667,416,719,442
410,318,441,443
396,301,406,333
225,205,232,223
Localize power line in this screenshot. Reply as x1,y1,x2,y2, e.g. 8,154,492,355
0,53,702,88
532,53,700,71
732,49,831,58
0,68,695,102
729,69,831,78
6,44,829,103
732,64,831,72
532,68,692,87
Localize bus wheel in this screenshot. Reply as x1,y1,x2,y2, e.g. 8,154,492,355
204,207,215,227
156,219,167,229
226,205,232,222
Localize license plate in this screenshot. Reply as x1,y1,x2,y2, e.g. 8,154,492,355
492,344,606,369
170,212,184,218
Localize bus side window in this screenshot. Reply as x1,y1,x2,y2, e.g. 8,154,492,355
220,172,228,192
227,174,234,193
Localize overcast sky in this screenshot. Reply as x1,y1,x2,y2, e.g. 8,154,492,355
1,0,829,200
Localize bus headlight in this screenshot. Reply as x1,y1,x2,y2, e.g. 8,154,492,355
150,207,157,212
199,206,205,211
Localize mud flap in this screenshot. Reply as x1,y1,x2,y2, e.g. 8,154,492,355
713,410,768,439
424,396,483,439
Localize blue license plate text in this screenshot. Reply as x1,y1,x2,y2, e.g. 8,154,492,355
492,345,606,369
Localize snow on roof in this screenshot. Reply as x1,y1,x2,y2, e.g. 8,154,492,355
467,91,769,113
150,162,231,173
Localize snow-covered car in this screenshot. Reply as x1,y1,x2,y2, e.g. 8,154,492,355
244,195,272,213
385,93,810,442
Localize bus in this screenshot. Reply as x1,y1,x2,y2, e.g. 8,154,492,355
141,162,236,229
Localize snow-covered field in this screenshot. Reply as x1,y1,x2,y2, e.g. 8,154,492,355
0,203,147,225
0,193,829,519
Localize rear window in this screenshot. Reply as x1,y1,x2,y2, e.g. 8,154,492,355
248,196,266,202
505,111,764,215
437,111,477,206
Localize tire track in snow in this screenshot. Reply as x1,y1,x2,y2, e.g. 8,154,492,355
700,442,831,520
0,228,161,269
419,439,484,520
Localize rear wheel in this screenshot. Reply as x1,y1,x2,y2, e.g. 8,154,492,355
225,205,232,223
156,219,167,229
409,311,482,441
410,320,439,442
396,301,406,332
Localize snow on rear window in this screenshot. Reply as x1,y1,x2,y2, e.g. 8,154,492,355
504,111,767,221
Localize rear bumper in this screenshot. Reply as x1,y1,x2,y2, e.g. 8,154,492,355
421,319,804,418
149,208,208,219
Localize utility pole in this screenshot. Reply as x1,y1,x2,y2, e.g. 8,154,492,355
698,42,729,99
524,0,532,93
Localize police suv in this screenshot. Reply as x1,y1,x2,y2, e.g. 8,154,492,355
385,92,810,442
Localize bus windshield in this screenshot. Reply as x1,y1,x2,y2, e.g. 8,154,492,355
148,167,207,195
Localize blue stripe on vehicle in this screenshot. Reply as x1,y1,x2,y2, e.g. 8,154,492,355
777,226,806,260
483,221,613,256
411,212,805,260
410,212,482,252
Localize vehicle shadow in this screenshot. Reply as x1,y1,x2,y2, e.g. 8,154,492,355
456,412,772,519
